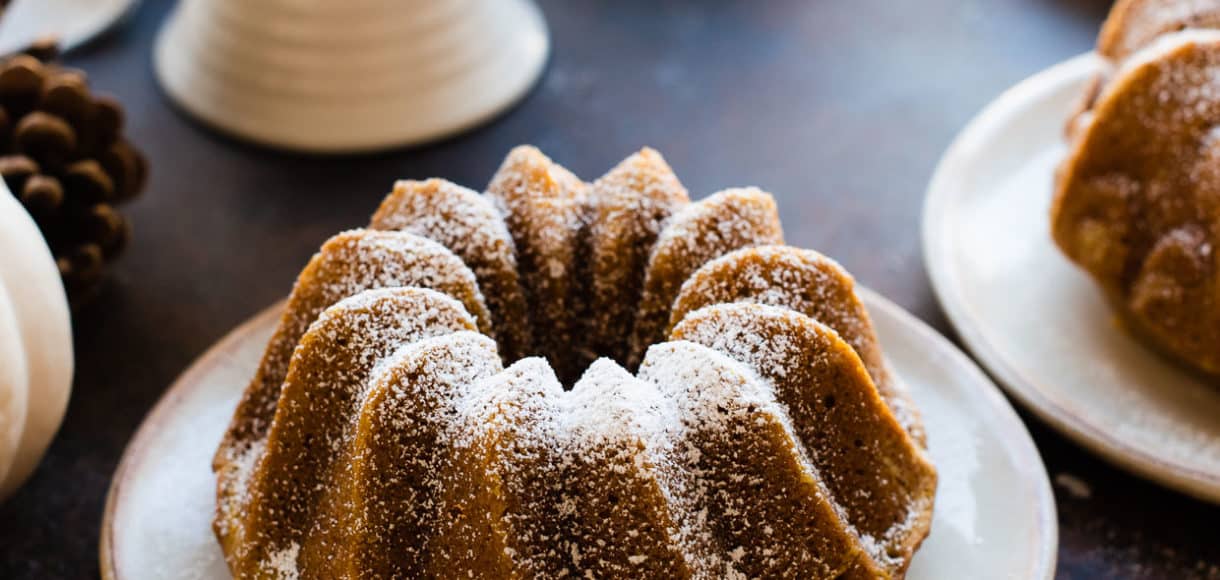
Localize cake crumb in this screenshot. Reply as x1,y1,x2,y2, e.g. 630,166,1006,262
1054,472,1093,499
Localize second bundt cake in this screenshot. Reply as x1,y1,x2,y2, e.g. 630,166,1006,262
1097,0,1220,61
1056,16,1220,376
214,146,937,578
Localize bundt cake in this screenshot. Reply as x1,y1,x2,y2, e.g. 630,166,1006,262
486,147,589,382
1098,0,1220,61
214,146,937,578
1066,1,1220,138
1054,11,1220,375
668,245,925,443
371,178,530,361
628,187,784,367
584,148,690,367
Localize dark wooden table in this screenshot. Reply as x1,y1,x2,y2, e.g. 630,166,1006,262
1,0,1217,578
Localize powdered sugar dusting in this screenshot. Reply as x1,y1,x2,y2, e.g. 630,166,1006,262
371,178,531,361
638,341,880,578
1099,0,1220,60
260,543,299,579
217,287,479,576
670,302,937,575
1057,30,1220,374
214,146,936,577
335,331,505,577
630,187,785,367
669,244,925,444
216,229,493,474
211,231,493,562
562,359,674,444
582,148,691,366
487,146,590,383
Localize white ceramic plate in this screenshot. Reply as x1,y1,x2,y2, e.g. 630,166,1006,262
0,0,140,55
100,292,1057,579
923,53,1220,503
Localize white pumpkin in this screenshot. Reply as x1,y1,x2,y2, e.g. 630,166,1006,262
0,180,74,501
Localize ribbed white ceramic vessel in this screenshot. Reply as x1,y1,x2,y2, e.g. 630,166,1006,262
154,0,549,153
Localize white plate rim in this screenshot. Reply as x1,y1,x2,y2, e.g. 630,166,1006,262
859,288,1058,580
98,301,283,580
0,0,143,55
922,51,1220,503
100,292,1058,579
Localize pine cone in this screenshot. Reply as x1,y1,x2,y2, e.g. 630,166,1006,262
0,48,147,308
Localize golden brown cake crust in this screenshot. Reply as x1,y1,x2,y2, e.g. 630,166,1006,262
218,288,480,577
638,341,886,579
1053,31,1220,375
546,361,698,578
629,187,784,367
339,332,504,578
214,229,491,451
215,146,937,578
668,245,926,444
444,358,563,578
1065,69,1109,143
487,146,589,383
671,303,937,578
370,178,532,361
583,148,690,366
1099,0,1220,60
211,230,492,563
